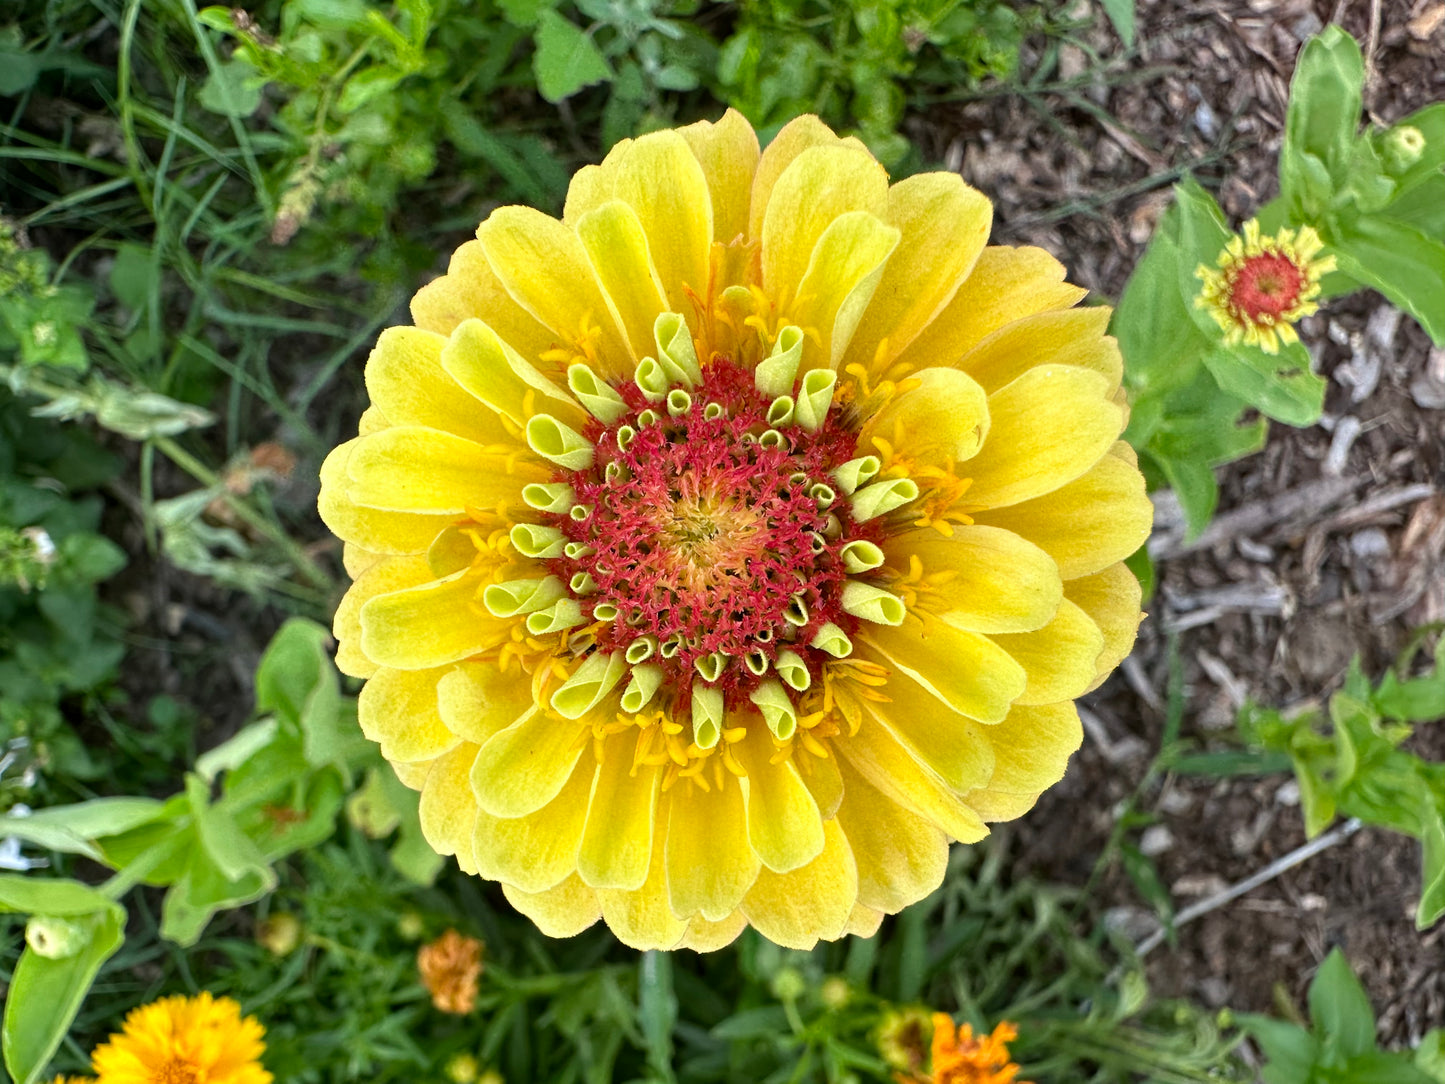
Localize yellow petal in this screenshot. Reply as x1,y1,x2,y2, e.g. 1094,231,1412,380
1065,563,1143,689
678,108,760,243
742,818,857,949
472,757,591,893
798,750,843,820
733,732,825,874
502,873,600,938
476,206,632,373
964,366,1125,510
849,645,997,790
418,743,480,873
666,779,759,921
837,712,988,843
358,666,460,763
576,733,661,891
391,758,432,790
893,245,1087,372
440,318,585,431
862,367,989,469
332,554,435,678
842,172,993,373
760,146,889,318
319,440,456,554
843,902,885,938
359,566,509,669
597,793,690,950
677,910,748,953
342,542,384,578
835,757,949,912
471,709,588,818
860,618,1026,725
358,406,389,434
886,524,1062,634
991,599,1105,705
972,450,1151,579
608,131,713,315
575,201,671,361
436,662,538,745
345,426,543,515
365,326,509,445
410,239,560,365
562,160,615,224
789,211,900,370
748,115,865,241
955,307,1120,395
966,701,1082,822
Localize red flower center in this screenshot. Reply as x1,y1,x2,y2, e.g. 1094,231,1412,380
1229,251,1305,321
547,359,878,702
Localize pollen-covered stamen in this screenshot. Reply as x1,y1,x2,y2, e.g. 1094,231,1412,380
540,355,907,708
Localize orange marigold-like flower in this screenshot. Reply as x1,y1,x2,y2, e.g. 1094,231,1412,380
417,929,484,1014
1195,219,1336,354
46,1076,94,1084
895,1014,1031,1084
90,992,271,1084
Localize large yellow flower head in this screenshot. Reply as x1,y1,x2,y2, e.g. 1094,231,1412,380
320,111,1152,951
89,992,271,1084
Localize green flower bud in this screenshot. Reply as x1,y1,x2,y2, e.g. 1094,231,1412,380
445,1052,480,1084
820,976,851,1010
256,912,302,956
25,915,86,959
397,911,426,941
1384,124,1425,170
770,966,806,1002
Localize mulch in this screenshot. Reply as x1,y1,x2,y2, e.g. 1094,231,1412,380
916,0,1445,1043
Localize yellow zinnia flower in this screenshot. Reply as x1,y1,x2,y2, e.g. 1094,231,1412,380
320,111,1152,951
90,992,271,1084
1195,219,1336,354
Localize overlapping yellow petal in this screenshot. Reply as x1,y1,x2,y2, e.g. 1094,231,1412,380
965,702,1084,822
678,108,760,243
358,666,458,763
472,758,591,893
742,819,857,949
410,238,559,364
862,366,989,470
1065,562,1145,687
666,780,758,921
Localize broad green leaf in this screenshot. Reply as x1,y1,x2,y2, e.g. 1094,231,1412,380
1419,812,1445,929
197,57,264,118
336,66,403,114
1112,201,1212,428
533,9,611,103
0,28,41,97
1308,948,1375,1059
107,242,154,312
1336,1050,1439,1084
2,904,124,1084
160,845,272,946
0,874,115,917
1294,757,1337,837
1383,175,1445,241
186,774,271,884
1373,640,1445,722
1098,0,1135,47
1416,1029,1445,1083
1172,178,1236,340
499,0,554,27
376,766,443,885
1239,1013,1319,1084
1200,341,1325,427
1280,26,1363,215
1330,213,1445,346
254,618,367,776
0,798,166,860
196,719,279,782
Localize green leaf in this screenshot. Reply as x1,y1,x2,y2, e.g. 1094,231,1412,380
0,798,167,860
1280,26,1363,215
1201,341,1325,427
196,719,279,782
254,618,368,776
2,904,124,1084
1383,174,1445,240
336,67,404,114
1308,948,1375,1059
1415,1029,1445,1083
107,242,154,312
0,873,117,917
440,102,558,208
0,28,41,97
1097,0,1135,47
1172,178,1235,337
1376,103,1445,195
198,57,264,118
1418,811,1445,929
186,774,271,884
533,9,612,103
499,0,555,27
1336,1050,1439,1084
1295,757,1337,838
1239,1013,1319,1084
160,845,271,946
1329,213,1445,346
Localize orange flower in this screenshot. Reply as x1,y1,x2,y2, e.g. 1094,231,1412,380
417,929,483,1014
895,1014,1030,1084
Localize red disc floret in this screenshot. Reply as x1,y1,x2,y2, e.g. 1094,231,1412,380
545,359,879,704
1229,251,1305,321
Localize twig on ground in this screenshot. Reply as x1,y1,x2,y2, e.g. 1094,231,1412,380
1133,818,1364,959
